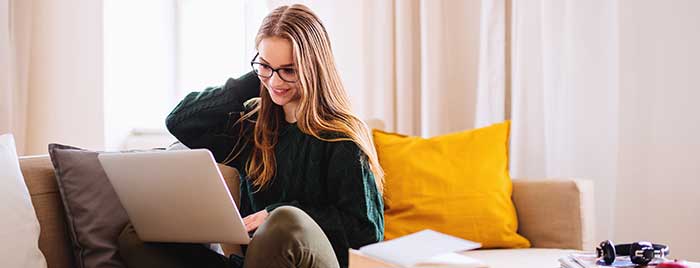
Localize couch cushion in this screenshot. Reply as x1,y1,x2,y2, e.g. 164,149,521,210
0,134,47,268
48,144,130,268
373,121,530,248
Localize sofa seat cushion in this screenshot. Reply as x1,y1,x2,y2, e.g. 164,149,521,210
461,248,580,268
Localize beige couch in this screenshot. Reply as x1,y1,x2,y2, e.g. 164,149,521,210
20,154,594,268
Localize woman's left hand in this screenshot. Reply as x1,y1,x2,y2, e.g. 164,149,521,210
243,210,269,232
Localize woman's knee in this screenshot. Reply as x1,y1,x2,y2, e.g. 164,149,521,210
263,206,313,236
246,207,339,268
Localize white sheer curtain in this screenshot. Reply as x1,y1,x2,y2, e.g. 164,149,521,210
266,0,506,137
0,0,32,155
475,0,506,128
509,0,619,246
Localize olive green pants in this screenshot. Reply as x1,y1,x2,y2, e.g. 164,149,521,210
118,206,340,268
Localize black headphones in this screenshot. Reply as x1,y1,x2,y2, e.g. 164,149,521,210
596,240,670,265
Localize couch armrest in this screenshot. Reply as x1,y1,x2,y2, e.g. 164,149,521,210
511,178,595,250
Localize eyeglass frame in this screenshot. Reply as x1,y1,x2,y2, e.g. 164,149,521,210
250,52,299,83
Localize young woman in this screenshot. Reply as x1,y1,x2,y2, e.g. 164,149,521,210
118,4,384,268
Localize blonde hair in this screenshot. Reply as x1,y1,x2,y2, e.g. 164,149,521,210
227,4,384,192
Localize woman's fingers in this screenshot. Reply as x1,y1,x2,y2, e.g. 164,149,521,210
243,215,257,232
245,219,258,232
246,224,258,232
243,210,268,232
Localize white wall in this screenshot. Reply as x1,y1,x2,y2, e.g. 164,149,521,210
616,0,700,261
25,0,104,154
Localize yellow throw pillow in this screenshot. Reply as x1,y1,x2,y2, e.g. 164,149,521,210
373,121,530,248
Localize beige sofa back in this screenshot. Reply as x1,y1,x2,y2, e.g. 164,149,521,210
19,155,593,268
20,156,74,268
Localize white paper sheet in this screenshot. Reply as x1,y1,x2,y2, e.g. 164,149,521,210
359,229,483,267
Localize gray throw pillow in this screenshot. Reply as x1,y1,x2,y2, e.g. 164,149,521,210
48,144,130,268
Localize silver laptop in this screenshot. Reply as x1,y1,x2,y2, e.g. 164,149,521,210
98,149,250,245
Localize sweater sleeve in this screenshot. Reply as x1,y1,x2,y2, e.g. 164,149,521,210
265,141,385,267
165,71,260,166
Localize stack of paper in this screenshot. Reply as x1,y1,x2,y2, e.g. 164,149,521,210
357,229,487,268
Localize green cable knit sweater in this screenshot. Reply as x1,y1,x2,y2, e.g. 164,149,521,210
165,71,384,267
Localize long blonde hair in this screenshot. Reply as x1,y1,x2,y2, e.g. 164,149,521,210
228,4,384,192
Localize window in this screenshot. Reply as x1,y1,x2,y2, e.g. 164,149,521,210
104,0,267,150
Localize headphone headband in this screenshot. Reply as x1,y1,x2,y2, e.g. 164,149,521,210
614,243,670,257
596,240,670,265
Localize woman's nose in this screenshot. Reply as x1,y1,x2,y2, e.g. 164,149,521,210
269,72,285,87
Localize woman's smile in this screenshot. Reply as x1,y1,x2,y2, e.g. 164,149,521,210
270,87,291,96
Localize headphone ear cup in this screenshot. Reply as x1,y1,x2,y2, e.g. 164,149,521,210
630,241,654,265
600,240,616,265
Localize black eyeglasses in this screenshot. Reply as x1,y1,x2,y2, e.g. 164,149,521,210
250,53,299,83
